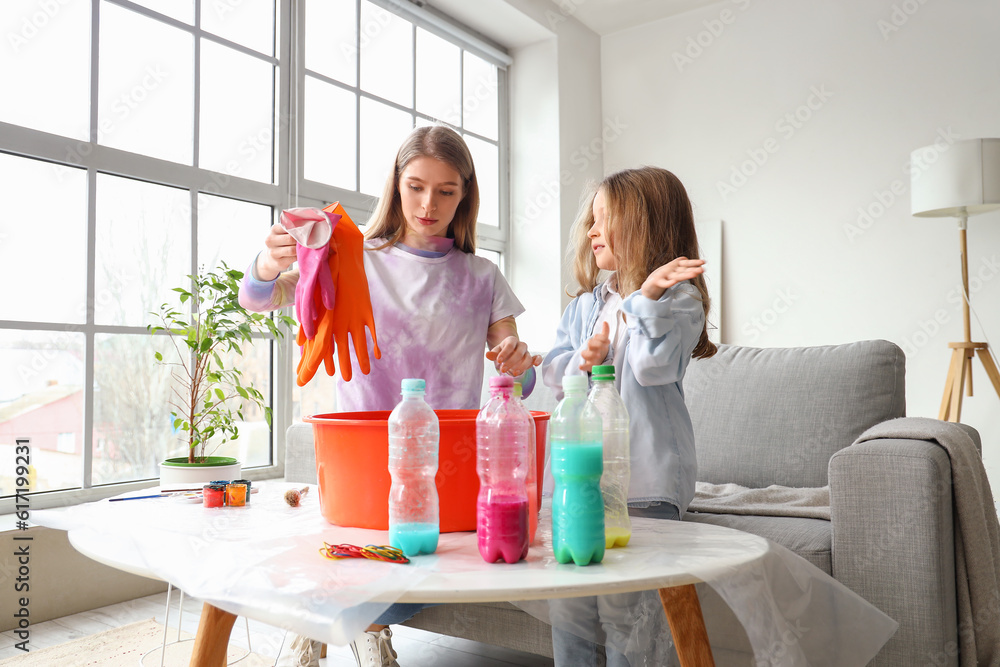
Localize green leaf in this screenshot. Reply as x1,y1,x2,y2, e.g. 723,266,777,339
235,386,249,399
154,351,162,361
215,388,225,402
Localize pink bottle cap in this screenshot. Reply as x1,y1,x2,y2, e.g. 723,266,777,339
489,375,514,389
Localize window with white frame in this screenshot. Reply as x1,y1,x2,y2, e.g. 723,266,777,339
0,0,509,510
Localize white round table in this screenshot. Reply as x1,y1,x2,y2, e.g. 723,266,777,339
39,483,771,667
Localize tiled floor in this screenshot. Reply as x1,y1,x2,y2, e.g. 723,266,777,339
0,590,555,666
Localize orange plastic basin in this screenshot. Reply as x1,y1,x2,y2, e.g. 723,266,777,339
305,409,549,532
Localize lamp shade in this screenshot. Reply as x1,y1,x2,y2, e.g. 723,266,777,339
911,138,1000,218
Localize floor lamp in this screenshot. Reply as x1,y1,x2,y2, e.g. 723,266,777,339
911,137,1000,422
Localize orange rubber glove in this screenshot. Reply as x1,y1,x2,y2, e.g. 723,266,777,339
295,202,380,385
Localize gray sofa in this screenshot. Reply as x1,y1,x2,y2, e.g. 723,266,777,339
285,340,980,665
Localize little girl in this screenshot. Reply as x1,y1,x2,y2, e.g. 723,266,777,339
541,166,716,666
240,125,541,667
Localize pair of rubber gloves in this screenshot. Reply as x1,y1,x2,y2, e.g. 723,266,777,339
284,204,381,386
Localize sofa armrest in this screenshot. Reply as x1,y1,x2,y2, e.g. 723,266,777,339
829,437,957,667
285,423,318,485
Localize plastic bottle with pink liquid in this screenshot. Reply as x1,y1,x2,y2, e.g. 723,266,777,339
513,382,539,544
476,375,530,563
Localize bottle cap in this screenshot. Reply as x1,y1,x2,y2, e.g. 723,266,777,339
400,378,426,393
592,365,615,381
489,375,514,389
562,374,589,392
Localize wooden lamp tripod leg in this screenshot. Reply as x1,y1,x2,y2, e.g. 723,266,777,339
939,348,967,421
977,349,1000,401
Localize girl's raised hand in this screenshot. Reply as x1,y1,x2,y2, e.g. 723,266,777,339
579,321,610,372
255,223,298,281
641,257,705,301
486,336,543,377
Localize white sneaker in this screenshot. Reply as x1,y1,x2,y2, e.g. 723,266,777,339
350,627,400,667
275,633,321,667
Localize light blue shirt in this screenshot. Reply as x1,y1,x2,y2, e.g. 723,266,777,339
541,281,704,514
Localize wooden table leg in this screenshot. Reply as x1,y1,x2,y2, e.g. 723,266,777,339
659,584,715,667
190,602,237,667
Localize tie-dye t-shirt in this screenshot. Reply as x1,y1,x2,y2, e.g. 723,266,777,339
339,239,524,411
238,239,524,412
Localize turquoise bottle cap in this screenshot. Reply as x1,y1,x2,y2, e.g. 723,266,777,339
400,378,426,393
562,374,589,392
592,365,615,380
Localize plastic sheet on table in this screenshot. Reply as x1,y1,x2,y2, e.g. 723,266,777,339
33,483,429,646
515,514,898,666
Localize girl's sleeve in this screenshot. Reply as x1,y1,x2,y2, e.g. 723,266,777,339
541,297,590,402
238,255,298,312
621,283,704,387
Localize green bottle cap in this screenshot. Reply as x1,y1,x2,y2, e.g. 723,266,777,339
592,365,615,381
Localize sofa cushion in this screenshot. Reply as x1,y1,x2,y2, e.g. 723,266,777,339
684,340,905,488
683,512,832,574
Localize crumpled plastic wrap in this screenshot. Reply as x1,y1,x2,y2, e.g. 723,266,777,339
516,526,899,666
33,484,430,646
35,488,897,663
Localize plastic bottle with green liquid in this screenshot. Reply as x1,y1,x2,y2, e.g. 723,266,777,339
550,374,605,565
588,365,632,548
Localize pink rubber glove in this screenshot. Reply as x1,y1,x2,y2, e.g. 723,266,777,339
294,243,337,340
289,209,341,340
280,207,336,249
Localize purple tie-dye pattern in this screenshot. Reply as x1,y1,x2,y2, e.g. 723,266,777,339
335,240,524,411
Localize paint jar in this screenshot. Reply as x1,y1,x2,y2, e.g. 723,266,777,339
226,482,247,507
232,479,252,504
210,480,229,486
203,484,225,508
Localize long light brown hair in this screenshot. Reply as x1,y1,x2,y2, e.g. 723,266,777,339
365,125,480,253
570,167,717,359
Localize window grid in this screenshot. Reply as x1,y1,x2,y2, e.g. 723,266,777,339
0,0,509,513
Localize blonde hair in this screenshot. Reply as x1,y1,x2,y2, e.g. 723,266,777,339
570,166,717,359
365,125,480,253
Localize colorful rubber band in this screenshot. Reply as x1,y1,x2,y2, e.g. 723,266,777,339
319,542,410,564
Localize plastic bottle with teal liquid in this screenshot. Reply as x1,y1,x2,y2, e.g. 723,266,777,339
550,374,605,565
387,378,440,556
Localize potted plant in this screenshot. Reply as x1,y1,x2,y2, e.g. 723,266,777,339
149,262,294,486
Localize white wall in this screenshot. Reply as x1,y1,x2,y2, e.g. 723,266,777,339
492,0,605,351
600,0,1000,486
